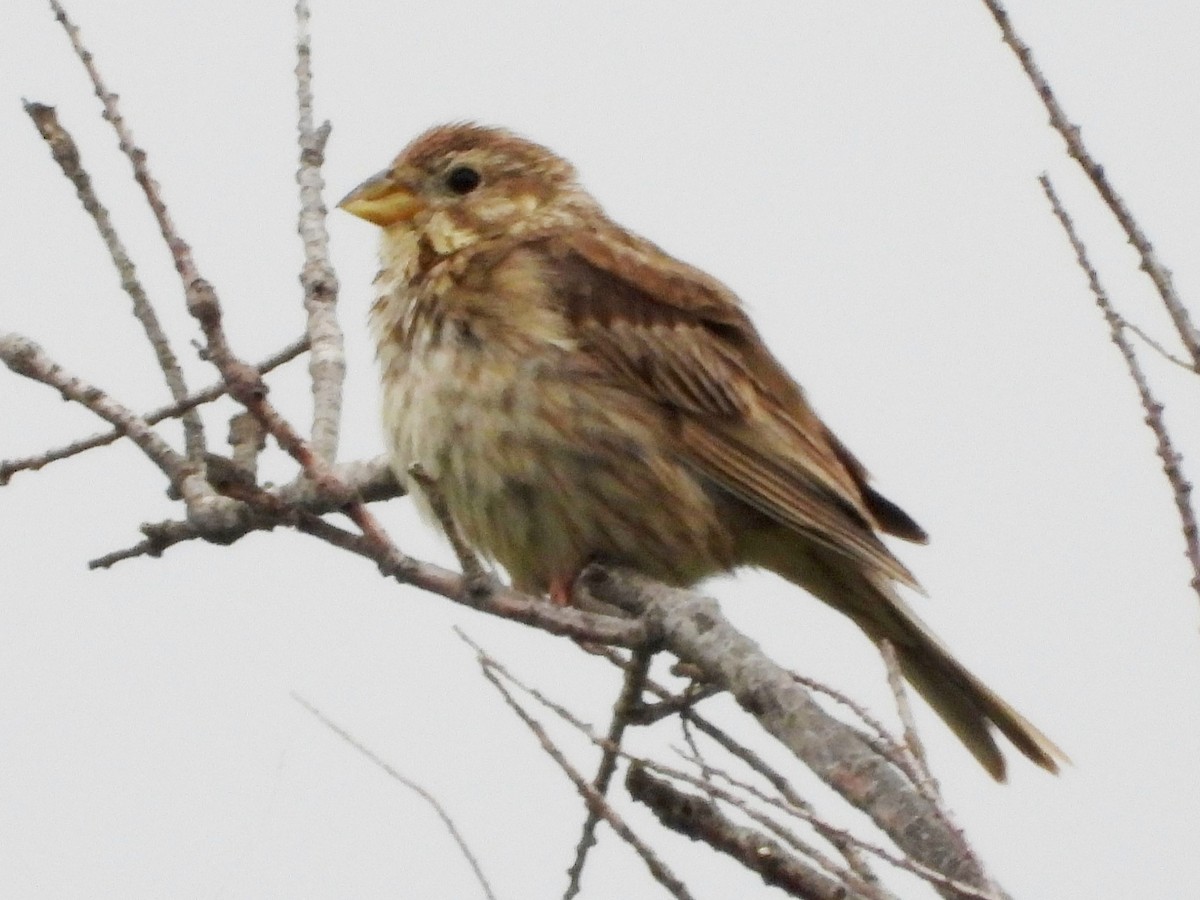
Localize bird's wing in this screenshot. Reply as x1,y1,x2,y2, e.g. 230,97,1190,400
533,228,924,587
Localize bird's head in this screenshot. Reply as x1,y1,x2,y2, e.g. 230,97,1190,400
339,123,584,260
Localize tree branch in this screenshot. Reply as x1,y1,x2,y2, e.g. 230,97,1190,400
473,647,697,900
0,333,245,536
582,567,1002,896
627,765,869,900
1040,175,1200,609
0,336,308,486
22,100,205,463
564,648,652,898
292,694,498,900
980,0,1200,369
294,0,344,462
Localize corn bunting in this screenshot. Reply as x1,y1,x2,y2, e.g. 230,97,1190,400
340,123,1064,780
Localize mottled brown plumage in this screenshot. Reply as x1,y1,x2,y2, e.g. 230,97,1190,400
340,123,1066,780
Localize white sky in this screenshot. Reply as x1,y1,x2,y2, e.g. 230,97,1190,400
1,2,1198,898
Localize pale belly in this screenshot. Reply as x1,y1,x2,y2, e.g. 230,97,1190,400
380,337,734,593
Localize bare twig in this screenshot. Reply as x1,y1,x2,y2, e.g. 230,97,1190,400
292,694,497,900
0,333,245,536
878,640,934,793
786,670,920,784
294,0,344,461
677,717,717,797
786,672,897,750
680,714,888,893
583,641,886,889
626,683,723,726
22,100,204,463
1124,320,1194,371
50,1,224,367
1041,175,1200,607
661,761,1002,900
86,456,399,568
627,765,872,900
470,648,696,900
89,518,226,569
564,648,652,899
980,0,1200,369
0,336,308,486
490,642,996,900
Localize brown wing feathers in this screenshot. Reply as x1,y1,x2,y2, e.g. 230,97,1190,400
541,231,925,584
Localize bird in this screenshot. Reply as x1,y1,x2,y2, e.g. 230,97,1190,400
339,122,1065,780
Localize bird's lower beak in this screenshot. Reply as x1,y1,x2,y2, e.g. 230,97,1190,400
338,169,425,226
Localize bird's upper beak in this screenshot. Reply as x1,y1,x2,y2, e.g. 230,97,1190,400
338,169,425,227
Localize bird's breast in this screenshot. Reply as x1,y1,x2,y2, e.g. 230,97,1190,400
368,280,734,592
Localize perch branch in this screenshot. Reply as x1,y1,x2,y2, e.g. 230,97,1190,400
493,640,990,900
582,567,1002,896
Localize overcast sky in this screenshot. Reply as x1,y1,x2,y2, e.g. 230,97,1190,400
2,2,1198,898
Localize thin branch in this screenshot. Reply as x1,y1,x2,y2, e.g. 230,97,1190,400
627,683,723,726
47,0,251,530
477,646,868,895
294,0,344,461
564,648,652,899
786,670,920,785
83,456,640,644
680,714,889,894
89,518,226,569
1123,320,1194,371
292,694,497,900
22,100,204,463
85,456,399,568
677,717,717,798
878,640,935,796
471,650,696,900
0,333,245,536
583,642,888,890
627,765,871,900
1,336,308,486
660,760,1002,900
1041,175,1200,607
49,0,221,360
980,0,1200,369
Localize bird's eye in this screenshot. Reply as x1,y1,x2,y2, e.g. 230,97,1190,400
445,165,482,195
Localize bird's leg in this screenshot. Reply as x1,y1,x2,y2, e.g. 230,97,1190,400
549,574,575,606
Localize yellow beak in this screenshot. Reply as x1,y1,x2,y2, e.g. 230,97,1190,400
338,169,425,226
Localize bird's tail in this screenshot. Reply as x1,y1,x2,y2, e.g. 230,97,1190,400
745,532,1067,780
872,589,1066,780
